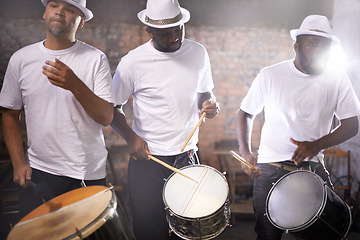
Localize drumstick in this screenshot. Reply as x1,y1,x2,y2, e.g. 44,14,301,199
230,150,255,169
148,155,198,183
181,112,206,152
181,98,215,152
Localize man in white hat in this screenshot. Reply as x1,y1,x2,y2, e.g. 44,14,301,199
236,15,360,240
0,0,115,221
111,0,219,239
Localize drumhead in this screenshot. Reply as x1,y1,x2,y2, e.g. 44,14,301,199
8,186,113,240
163,165,229,218
266,170,326,231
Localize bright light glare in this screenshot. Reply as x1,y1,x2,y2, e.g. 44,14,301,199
328,44,348,70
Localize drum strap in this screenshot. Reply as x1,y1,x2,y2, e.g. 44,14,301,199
268,161,321,172
81,179,87,187
173,149,200,168
309,161,318,171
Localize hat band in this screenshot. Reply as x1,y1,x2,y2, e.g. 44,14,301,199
309,29,329,34
145,13,183,26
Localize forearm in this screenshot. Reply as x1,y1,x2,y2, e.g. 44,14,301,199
111,106,150,159
236,109,261,177
71,81,114,126
2,109,27,167
110,107,137,143
236,109,255,155
315,116,359,150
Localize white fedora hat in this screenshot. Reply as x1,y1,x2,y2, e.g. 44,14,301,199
138,0,190,28
290,15,339,44
41,0,93,22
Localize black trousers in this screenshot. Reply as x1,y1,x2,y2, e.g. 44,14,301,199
128,150,199,240
18,168,106,222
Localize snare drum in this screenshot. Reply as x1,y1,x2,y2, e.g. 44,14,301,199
7,186,135,240
163,165,230,240
266,170,351,240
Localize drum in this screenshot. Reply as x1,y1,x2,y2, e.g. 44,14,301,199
163,165,230,240
266,170,351,240
7,186,135,240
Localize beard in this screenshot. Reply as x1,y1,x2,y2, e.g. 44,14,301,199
152,38,183,52
47,18,67,36
298,45,329,76
48,26,65,36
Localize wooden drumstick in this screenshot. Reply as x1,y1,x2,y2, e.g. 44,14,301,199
181,98,215,152
230,150,255,169
148,155,198,183
180,112,206,152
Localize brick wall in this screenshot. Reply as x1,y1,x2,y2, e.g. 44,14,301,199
185,26,294,166
0,18,294,170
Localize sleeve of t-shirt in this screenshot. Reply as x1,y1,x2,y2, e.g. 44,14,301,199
197,47,214,93
0,55,23,110
335,71,360,120
112,57,133,106
93,53,115,105
240,70,266,115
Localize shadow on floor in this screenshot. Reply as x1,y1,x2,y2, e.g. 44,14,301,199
216,214,360,240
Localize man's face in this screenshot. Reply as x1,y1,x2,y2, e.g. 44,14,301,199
295,35,332,75
43,0,84,37
147,24,185,52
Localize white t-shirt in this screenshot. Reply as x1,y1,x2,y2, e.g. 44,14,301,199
241,60,360,163
113,39,214,155
0,40,115,180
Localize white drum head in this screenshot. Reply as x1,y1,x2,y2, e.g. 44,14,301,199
266,170,326,230
163,165,228,218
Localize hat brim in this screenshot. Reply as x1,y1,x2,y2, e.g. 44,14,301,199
41,0,93,21
290,29,340,44
137,7,190,28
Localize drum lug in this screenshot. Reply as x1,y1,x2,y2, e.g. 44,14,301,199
110,199,115,208
108,182,115,190
75,228,84,240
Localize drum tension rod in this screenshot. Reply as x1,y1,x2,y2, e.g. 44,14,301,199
75,228,84,240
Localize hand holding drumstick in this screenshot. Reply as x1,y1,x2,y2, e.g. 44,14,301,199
230,150,262,178
181,97,219,151
122,128,198,182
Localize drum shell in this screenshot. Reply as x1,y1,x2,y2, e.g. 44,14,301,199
162,165,230,240
266,170,351,240
165,201,230,240
65,194,135,240
288,186,351,240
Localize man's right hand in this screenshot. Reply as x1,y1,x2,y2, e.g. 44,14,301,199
240,152,261,178
127,134,151,160
13,161,32,187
